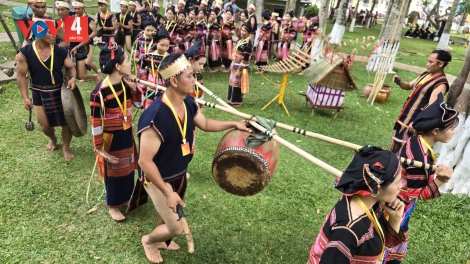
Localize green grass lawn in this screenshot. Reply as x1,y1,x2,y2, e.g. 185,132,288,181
1,2,469,263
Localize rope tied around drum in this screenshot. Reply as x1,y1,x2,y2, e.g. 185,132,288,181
243,115,277,148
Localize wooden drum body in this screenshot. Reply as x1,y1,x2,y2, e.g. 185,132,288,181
212,129,280,196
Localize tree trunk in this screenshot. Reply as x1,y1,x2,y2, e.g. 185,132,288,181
446,46,470,107
295,0,303,18
423,0,442,30
285,0,296,15
379,0,394,39
436,71,470,196
458,13,467,34
368,0,408,72
349,0,361,32
367,0,377,28
319,0,331,35
252,0,264,47
437,0,459,50
334,0,341,9
404,0,412,22
254,0,263,21
329,0,349,44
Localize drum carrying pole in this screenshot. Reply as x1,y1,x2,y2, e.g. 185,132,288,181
194,81,361,149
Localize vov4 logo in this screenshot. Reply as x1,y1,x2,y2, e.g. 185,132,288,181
16,16,89,42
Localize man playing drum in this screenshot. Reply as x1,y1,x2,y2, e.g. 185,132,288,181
389,50,451,153
137,53,250,263
16,28,77,161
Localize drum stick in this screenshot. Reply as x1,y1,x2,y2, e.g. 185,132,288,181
177,205,194,253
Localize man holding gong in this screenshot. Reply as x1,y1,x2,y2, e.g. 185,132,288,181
16,28,77,161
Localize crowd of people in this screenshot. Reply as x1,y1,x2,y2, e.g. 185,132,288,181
14,0,458,263
404,25,437,40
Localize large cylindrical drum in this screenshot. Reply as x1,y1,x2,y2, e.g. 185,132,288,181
212,129,280,196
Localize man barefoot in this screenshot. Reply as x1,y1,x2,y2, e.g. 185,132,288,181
16,27,77,161
138,53,250,263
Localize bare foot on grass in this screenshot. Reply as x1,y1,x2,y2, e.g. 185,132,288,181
157,241,180,251
108,208,126,221
62,147,75,161
142,235,163,263
46,137,57,151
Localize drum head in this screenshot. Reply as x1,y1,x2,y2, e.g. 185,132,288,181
212,146,271,196
61,84,88,137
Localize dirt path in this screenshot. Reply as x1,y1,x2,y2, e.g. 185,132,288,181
350,54,457,84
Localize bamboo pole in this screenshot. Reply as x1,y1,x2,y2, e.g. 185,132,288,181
130,77,343,176
193,81,362,150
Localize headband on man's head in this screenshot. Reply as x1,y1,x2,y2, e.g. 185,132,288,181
72,1,84,7
98,42,125,74
160,54,191,80
55,0,69,8
431,49,452,63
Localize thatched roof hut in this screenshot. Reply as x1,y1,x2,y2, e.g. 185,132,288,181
301,53,358,91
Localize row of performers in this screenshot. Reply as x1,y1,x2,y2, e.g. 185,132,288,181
28,0,320,82
93,1,321,69
132,21,253,107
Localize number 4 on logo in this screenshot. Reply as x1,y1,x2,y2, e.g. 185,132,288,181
71,17,82,35
64,16,89,42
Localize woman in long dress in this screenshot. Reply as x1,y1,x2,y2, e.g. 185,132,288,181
278,10,296,61
227,22,252,107
207,8,223,72
270,12,280,60
164,6,178,54
255,10,272,71
221,9,236,72
90,43,143,221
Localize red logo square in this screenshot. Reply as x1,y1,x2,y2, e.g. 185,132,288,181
64,16,89,42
